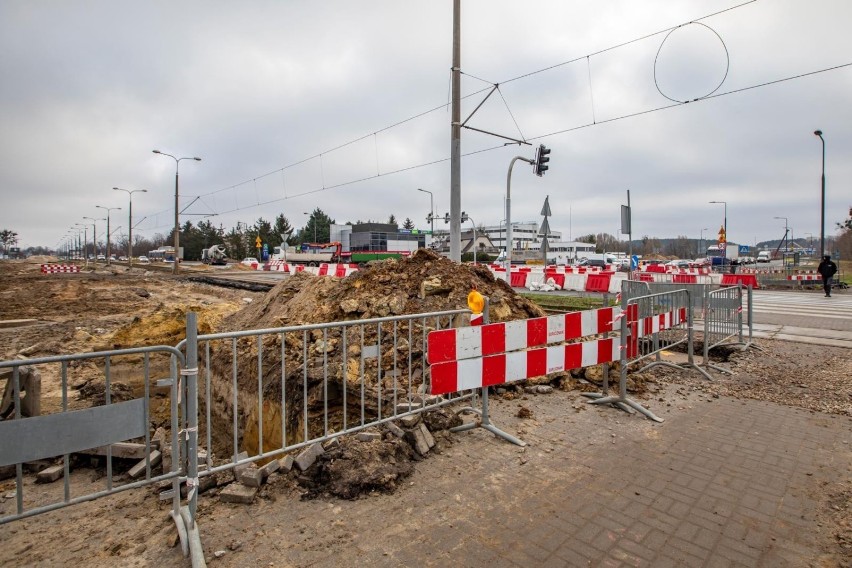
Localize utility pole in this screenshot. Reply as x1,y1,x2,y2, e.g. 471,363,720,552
449,0,461,262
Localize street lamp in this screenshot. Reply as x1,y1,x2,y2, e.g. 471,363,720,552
708,201,727,239
416,188,434,245
774,216,789,266
303,212,317,242
74,223,87,266
83,216,103,261
699,227,709,258
95,206,121,265
153,150,202,273
814,130,825,257
113,187,147,267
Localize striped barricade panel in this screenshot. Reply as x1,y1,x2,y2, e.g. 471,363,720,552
430,338,620,395
41,264,80,274
334,264,347,277
427,307,621,365
427,306,624,396
673,274,697,284
636,307,687,338
318,264,329,276
787,274,821,281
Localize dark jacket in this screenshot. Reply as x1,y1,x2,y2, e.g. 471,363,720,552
818,258,838,278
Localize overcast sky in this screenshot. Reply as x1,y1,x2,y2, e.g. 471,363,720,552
2,0,850,252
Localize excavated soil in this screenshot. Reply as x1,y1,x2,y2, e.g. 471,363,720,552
204,249,546,460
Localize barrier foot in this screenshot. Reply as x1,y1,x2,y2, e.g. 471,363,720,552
639,360,716,382
588,394,664,423
171,509,189,558
704,363,734,375
179,505,207,568
582,392,635,414
449,388,526,446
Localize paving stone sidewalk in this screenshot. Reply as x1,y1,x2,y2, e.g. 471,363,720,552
201,387,852,567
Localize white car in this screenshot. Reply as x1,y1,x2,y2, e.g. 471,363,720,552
137,256,150,264
241,257,259,266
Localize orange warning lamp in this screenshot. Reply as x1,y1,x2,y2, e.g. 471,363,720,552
467,288,484,314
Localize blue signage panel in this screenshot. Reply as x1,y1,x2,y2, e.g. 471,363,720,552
738,245,750,254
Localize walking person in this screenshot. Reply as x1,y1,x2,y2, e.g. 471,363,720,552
817,254,838,297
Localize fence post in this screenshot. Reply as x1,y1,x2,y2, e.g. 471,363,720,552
184,312,199,527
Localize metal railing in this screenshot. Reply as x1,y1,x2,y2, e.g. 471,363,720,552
185,309,471,482
0,346,186,525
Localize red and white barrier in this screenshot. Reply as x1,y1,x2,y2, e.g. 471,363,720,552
787,274,821,281
430,338,620,395
428,306,622,395
41,264,80,274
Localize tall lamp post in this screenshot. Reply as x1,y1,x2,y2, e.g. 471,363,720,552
699,227,709,258
153,150,202,273
302,212,317,242
74,223,87,267
113,187,147,267
83,216,102,262
814,130,825,257
417,188,434,246
709,201,727,239
95,205,121,265
774,216,789,267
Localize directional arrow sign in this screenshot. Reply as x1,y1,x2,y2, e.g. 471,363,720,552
540,196,552,217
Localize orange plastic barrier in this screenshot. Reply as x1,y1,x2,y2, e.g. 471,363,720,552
334,264,347,277
545,273,565,288
672,274,697,284
720,274,759,288
585,272,612,293
510,271,528,287
639,273,654,282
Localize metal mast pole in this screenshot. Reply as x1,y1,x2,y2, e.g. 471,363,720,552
449,0,461,262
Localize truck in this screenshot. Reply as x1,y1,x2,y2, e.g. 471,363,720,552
271,242,411,266
200,244,227,265
706,244,739,266
271,242,342,265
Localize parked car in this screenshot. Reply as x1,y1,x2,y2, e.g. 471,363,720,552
577,258,607,268
96,254,105,261
118,256,128,261
241,257,259,266
137,256,150,264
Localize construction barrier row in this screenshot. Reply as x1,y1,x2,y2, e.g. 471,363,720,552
40,264,80,274
262,261,360,277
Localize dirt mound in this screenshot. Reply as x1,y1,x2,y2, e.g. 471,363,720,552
206,250,545,458
224,249,543,331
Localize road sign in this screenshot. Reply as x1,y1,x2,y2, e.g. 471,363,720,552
739,245,750,254
255,236,262,248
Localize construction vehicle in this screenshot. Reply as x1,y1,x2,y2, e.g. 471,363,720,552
200,244,228,265
272,241,410,266
272,242,342,266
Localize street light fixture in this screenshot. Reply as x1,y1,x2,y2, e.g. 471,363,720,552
95,205,121,265
113,187,147,267
302,212,317,242
83,216,103,261
153,150,202,273
699,227,709,258
708,201,727,240
814,130,825,257
774,216,789,267
416,188,435,246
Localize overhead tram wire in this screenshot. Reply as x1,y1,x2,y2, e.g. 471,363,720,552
159,0,841,223
192,0,760,206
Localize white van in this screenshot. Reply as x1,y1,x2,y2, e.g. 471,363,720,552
757,251,771,263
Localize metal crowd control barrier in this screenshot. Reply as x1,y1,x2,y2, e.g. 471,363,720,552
0,343,197,555
187,308,471,481
586,285,709,421
702,284,756,374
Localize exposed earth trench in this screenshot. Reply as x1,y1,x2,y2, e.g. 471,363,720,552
0,255,849,567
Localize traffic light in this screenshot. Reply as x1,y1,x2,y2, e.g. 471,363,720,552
534,144,551,177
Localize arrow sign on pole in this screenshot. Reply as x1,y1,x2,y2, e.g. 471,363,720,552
540,196,552,217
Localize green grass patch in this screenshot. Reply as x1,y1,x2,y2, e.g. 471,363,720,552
520,293,607,311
